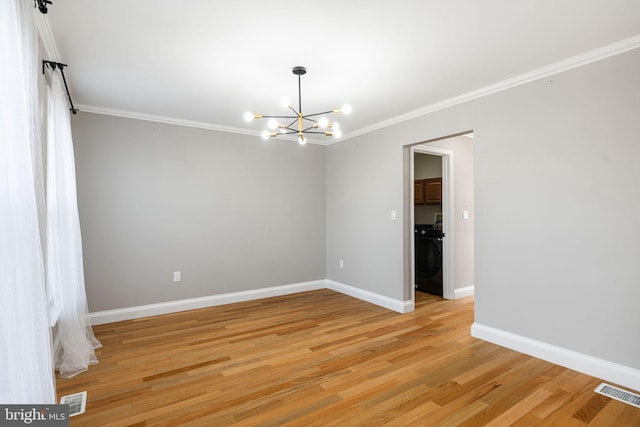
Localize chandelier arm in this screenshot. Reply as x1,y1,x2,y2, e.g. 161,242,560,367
303,110,336,119
288,105,299,116
302,131,330,135
260,114,298,119
285,118,298,128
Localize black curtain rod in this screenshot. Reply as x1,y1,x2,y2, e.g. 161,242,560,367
35,0,53,14
43,60,78,115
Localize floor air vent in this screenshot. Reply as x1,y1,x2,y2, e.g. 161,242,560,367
594,383,640,408
60,390,87,416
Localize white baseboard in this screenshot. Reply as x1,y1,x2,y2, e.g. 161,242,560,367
89,279,413,325
326,280,413,313
454,285,474,299
471,322,640,392
89,280,326,325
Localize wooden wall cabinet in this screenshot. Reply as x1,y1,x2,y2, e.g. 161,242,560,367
424,177,442,204
414,180,425,204
414,177,442,205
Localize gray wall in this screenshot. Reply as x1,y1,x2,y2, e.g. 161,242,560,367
326,136,405,299
326,48,640,369
73,113,326,312
414,153,442,180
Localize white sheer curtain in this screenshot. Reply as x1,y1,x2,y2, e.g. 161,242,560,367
48,73,102,378
0,0,56,403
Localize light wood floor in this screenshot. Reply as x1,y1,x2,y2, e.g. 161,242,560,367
57,290,639,426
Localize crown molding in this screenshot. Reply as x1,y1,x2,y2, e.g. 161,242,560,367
76,104,331,146
77,104,259,136
341,34,640,142
75,35,640,145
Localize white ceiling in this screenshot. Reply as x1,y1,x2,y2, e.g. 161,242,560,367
44,1,640,142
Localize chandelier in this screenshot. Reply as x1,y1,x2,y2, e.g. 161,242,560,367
244,66,351,145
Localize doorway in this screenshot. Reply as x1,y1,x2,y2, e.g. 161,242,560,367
408,133,475,305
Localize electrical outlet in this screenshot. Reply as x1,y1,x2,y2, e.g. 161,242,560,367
173,271,181,282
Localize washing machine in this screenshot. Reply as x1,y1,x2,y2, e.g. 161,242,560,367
415,224,443,296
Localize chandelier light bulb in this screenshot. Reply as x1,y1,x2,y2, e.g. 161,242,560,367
280,97,291,108
261,130,270,140
279,126,287,134
333,129,343,138
318,117,329,128
244,112,255,122
268,119,278,130
332,122,340,130
341,104,352,114
298,135,306,145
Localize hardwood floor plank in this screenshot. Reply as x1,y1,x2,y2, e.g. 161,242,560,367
433,399,488,427
572,393,611,423
530,389,574,419
55,290,639,426
483,387,554,426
